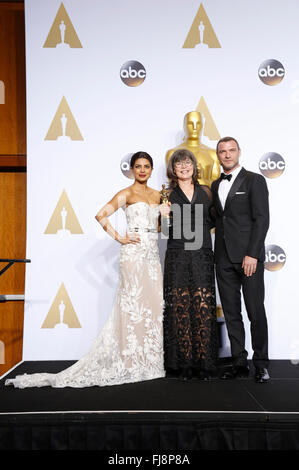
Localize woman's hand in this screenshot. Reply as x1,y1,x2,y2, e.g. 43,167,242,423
159,202,171,217
119,232,141,245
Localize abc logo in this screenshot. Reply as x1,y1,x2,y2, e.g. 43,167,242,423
259,152,285,178
120,153,134,179
258,59,285,86
120,61,146,87
265,245,286,271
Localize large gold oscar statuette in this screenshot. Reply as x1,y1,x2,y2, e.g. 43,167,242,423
165,111,220,187
160,184,171,227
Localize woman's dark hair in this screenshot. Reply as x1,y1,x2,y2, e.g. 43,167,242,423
167,149,198,188
130,151,153,169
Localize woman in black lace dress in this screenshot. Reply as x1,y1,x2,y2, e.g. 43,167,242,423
161,149,218,381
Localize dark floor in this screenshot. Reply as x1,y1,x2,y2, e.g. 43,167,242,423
1,360,299,416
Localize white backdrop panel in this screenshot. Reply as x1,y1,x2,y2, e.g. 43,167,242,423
23,0,299,361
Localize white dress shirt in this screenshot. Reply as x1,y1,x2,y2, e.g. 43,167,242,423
218,165,243,210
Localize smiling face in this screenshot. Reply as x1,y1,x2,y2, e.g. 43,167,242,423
132,158,152,183
216,139,241,173
174,157,194,181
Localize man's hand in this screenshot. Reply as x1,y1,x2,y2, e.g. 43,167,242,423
242,255,257,277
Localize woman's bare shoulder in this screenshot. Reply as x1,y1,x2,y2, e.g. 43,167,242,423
148,187,162,203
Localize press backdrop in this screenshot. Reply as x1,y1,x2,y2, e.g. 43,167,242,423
22,0,298,362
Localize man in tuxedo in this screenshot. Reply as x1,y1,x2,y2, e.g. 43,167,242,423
211,137,270,383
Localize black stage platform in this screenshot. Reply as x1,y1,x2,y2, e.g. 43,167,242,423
1,360,299,451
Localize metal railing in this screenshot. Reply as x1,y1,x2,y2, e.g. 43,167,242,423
0,258,31,302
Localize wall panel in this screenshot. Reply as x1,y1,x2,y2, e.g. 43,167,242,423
0,1,26,375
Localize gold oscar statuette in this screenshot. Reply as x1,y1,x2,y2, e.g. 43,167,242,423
165,111,220,187
160,184,171,227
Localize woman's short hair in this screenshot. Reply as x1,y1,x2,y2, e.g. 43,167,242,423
167,149,198,188
130,151,153,168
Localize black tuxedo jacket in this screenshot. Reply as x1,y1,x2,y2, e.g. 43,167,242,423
211,167,269,263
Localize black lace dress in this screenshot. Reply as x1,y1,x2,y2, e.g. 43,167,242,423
163,182,218,376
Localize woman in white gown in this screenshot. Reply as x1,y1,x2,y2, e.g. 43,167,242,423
6,152,165,388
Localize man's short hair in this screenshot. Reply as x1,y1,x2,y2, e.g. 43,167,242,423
216,136,240,154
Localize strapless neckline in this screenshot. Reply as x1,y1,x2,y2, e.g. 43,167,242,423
125,201,158,211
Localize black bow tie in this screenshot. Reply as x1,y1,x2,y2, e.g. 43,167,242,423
220,173,232,181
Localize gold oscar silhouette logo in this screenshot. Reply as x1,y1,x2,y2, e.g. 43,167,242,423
42,283,81,329
196,96,220,141
0,81,4,104
45,96,83,141
183,3,221,49
45,190,83,235
43,2,82,48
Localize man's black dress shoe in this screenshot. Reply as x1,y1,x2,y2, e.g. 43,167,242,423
255,367,270,383
220,365,249,380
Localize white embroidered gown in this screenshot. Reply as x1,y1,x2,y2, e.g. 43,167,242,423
5,202,165,388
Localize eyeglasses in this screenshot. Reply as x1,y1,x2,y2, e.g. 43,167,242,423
174,159,193,168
